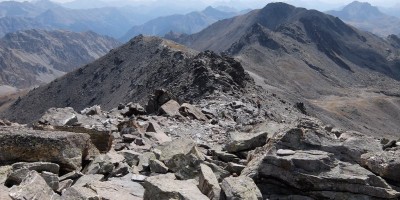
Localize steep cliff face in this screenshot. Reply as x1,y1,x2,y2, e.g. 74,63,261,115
0,29,120,89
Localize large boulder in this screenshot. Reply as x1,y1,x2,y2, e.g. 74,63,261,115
361,150,400,182
225,132,268,153
0,127,93,172
143,173,209,200
35,107,114,153
244,149,400,199
155,138,204,179
221,176,262,200
159,100,182,117
9,170,60,200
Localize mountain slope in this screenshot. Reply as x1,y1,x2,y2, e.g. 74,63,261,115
0,29,120,89
326,1,400,36
120,7,241,42
1,35,256,123
174,2,400,138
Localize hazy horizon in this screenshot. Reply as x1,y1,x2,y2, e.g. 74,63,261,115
2,0,399,11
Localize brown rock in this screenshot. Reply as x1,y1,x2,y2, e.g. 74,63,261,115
198,164,222,200
160,100,182,117
179,103,208,121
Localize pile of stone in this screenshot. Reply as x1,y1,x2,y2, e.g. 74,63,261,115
2,90,400,199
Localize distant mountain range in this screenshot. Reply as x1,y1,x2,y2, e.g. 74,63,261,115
173,2,400,137
120,6,247,41
0,29,120,89
327,1,400,36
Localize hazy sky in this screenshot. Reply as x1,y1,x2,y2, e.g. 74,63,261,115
4,0,399,10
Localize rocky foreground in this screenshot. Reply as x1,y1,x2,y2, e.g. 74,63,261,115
0,87,399,200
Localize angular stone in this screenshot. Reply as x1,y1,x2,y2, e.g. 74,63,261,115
57,179,73,193
212,150,240,163
361,150,400,182
41,171,60,191
145,121,171,144
225,132,268,153
62,186,99,199
199,164,222,200
59,171,83,182
221,176,262,200
73,174,104,187
85,179,144,200
5,168,30,186
138,152,156,172
179,103,208,121
227,162,246,175
37,107,78,126
12,162,60,175
155,138,204,179
149,159,169,174
80,105,102,116
144,174,209,200
9,171,60,200
82,151,124,175
118,150,141,167
160,100,182,117
0,127,92,172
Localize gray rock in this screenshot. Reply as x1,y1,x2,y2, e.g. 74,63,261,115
212,150,240,163
12,162,60,175
118,150,141,167
80,105,102,116
61,186,99,200
225,132,268,153
244,149,400,199
109,162,131,178
0,127,93,172
198,164,222,200
138,152,156,172
361,150,400,182
143,173,209,200
82,151,124,175
41,171,60,191
73,174,104,187
59,171,83,182
179,103,208,121
160,100,182,117
57,179,73,193
221,176,262,200
5,168,30,186
9,171,60,200
149,159,169,174
145,121,171,144
204,162,231,182
85,179,144,200
227,162,246,175
38,107,78,126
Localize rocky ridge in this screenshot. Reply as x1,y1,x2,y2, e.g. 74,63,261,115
0,29,120,89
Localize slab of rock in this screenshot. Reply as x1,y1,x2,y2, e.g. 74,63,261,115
73,174,104,187
244,149,400,199
198,164,222,200
179,103,208,121
80,105,102,116
118,150,141,167
0,127,92,172
9,170,60,200
276,149,296,156
227,162,246,175
57,179,73,193
145,121,171,144
160,100,182,117
225,132,268,153
85,179,144,200
12,162,60,175
132,174,148,182
361,150,400,182
62,186,99,199
5,168,30,186
143,173,209,200
83,151,124,175
221,176,262,200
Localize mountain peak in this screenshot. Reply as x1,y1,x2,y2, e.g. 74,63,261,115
341,1,383,19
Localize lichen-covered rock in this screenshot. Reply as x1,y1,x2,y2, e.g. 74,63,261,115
221,176,262,200
0,127,93,172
